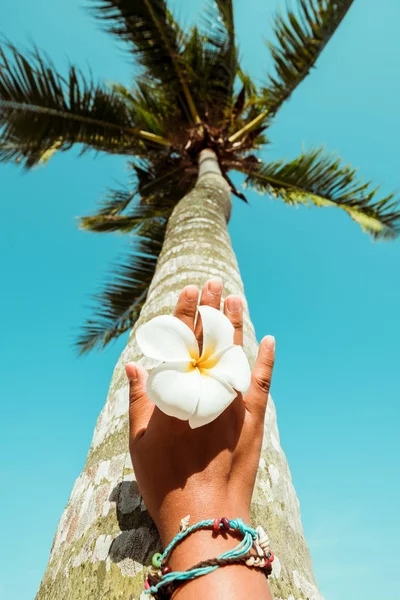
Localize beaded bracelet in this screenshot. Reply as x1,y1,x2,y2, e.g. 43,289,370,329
143,516,275,599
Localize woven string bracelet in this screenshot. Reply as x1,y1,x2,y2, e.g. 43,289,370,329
143,517,275,598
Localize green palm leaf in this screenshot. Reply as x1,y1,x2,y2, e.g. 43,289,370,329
92,0,200,124
80,207,155,234
200,1,237,122
244,148,400,239
76,223,166,353
80,158,191,232
181,28,209,117
262,0,354,114
110,83,168,136
77,158,196,351
0,43,170,168
80,187,174,233
87,186,136,218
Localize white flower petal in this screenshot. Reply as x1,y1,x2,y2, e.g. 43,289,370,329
206,345,251,394
198,305,234,358
147,362,201,420
136,315,199,362
188,374,237,429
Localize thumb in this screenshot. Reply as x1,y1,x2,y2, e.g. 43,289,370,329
245,336,275,418
125,362,152,442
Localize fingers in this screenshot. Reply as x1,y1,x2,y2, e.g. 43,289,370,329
194,279,223,343
245,336,275,417
173,285,199,331
126,362,153,442
224,295,243,346
199,279,223,309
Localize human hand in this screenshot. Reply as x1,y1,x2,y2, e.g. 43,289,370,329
125,279,275,548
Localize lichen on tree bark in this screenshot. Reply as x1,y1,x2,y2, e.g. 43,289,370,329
36,152,323,600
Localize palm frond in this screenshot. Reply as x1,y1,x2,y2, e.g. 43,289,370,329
228,70,262,133
80,208,154,234
180,27,237,126
133,159,190,202
110,81,180,136
203,0,235,69
80,157,191,231
0,43,165,167
238,69,257,99
261,0,354,114
0,137,36,164
210,1,234,39
92,0,200,123
76,222,166,353
181,28,208,116
80,187,173,233
89,186,136,217
243,148,400,239
77,156,197,351
200,1,238,122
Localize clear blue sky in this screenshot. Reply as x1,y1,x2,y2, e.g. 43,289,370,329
1,1,399,599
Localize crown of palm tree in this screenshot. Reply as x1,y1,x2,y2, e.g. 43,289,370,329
1,0,399,353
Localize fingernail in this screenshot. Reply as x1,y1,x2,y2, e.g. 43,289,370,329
263,336,275,351
226,296,241,313
184,285,198,301
125,362,137,381
208,279,222,295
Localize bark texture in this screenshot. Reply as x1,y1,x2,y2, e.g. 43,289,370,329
36,152,323,600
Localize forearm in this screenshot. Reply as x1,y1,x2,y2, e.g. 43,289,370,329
127,282,276,600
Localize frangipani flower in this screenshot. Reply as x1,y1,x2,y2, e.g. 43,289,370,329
136,305,251,428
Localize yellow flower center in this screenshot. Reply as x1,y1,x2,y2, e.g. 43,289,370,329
187,345,218,375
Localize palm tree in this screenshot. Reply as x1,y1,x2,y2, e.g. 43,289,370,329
1,1,398,598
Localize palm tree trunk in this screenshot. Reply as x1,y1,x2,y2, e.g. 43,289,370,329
36,149,323,600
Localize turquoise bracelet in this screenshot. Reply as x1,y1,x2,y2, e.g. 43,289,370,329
143,517,275,597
